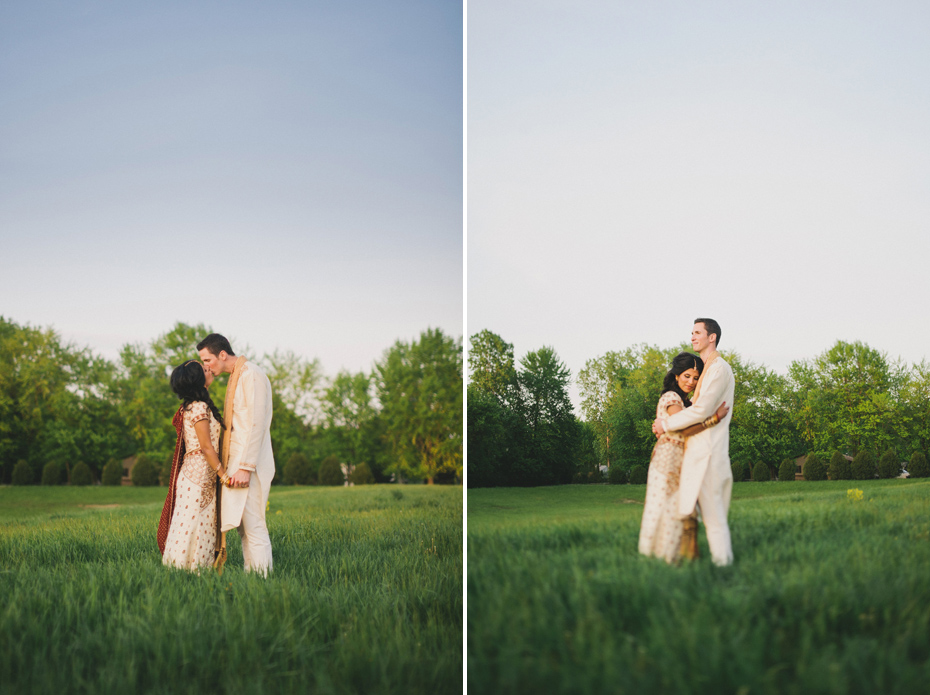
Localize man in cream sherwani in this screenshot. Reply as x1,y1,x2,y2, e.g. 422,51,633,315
198,333,275,575
653,318,735,566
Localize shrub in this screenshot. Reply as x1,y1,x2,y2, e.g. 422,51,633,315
877,450,900,479
131,454,160,487
751,461,771,482
349,461,376,485
318,456,344,486
284,453,314,485
102,458,123,486
629,465,647,485
802,453,827,481
851,450,876,481
828,452,850,481
730,461,745,482
11,460,33,486
778,458,795,481
909,451,930,478
608,466,628,485
71,462,93,486
41,461,65,486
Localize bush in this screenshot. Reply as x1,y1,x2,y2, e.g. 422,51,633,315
608,466,628,485
851,450,876,481
71,462,93,486
131,454,160,487
349,461,376,485
284,453,314,485
802,453,827,481
11,460,33,486
318,456,344,486
828,452,850,481
878,450,900,479
909,451,930,478
102,458,123,486
41,461,65,486
778,458,795,481
730,461,745,482
752,461,771,482
629,465,647,485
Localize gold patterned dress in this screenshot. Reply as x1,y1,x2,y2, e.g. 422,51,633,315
638,391,690,564
162,401,220,571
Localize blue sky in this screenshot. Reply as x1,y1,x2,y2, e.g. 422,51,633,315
1,1,462,374
468,1,930,406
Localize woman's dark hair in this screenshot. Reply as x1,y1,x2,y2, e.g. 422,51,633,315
170,361,225,429
661,352,705,407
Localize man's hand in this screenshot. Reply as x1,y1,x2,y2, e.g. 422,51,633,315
652,419,666,436
228,470,251,488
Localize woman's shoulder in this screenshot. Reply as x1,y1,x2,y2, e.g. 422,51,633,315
184,401,210,419
658,390,683,407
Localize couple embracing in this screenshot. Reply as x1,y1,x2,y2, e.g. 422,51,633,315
156,334,276,576
638,318,735,567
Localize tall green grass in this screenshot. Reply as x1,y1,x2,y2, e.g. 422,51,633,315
0,485,462,695
468,480,930,695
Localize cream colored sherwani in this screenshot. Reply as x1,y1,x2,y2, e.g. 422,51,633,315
662,356,735,566
221,360,275,574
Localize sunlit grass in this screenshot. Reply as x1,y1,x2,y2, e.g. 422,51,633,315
468,479,930,695
0,485,462,695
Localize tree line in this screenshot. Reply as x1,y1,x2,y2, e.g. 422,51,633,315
0,317,462,486
467,330,930,487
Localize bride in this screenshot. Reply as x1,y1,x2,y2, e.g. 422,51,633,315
157,359,231,571
638,352,728,564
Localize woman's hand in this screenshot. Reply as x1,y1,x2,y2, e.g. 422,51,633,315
715,401,729,421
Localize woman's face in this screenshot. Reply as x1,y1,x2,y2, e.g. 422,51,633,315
201,362,214,388
676,367,700,394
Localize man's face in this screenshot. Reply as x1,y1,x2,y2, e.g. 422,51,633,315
198,347,223,375
691,323,713,352
201,362,214,387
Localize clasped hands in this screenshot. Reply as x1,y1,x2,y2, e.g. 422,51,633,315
221,470,251,488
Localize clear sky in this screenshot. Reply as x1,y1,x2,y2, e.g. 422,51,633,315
468,1,930,409
1,1,462,375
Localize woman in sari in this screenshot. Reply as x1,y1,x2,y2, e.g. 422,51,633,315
638,352,728,564
158,360,230,571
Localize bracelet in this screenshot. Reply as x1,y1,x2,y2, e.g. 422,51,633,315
702,414,719,428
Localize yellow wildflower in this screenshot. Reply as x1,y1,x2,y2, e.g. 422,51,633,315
847,489,863,501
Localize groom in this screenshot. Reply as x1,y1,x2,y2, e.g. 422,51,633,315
198,333,276,575
653,318,735,566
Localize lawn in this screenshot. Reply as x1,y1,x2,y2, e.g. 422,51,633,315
467,479,930,695
0,484,462,695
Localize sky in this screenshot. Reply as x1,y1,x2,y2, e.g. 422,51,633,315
0,1,463,376
468,1,930,409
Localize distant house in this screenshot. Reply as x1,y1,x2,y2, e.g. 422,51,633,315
794,453,853,481
121,455,137,485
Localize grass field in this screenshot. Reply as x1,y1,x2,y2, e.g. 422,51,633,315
468,480,930,695
0,484,462,695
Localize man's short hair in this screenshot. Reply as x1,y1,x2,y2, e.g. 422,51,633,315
694,318,722,347
197,333,235,357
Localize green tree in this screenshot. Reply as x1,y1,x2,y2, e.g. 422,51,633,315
466,384,531,488
349,461,375,485
318,455,344,486
284,452,314,485
851,450,876,481
752,461,771,482
322,371,377,479
11,460,33,485
71,461,93,486
629,465,647,484
877,450,900,479
468,330,519,406
778,458,795,481
788,341,907,455
731,461,746,482
802,453,827,481
376,328,462,484
131,454,160,487
828,452,850,481
908,451,929,478
102,458,123,486
41,461,64,486
608,465,627,485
